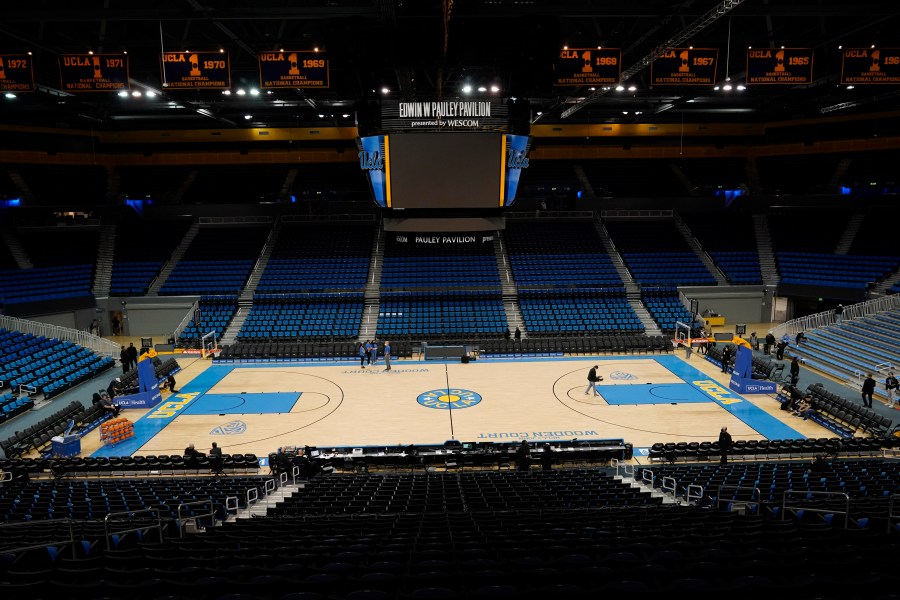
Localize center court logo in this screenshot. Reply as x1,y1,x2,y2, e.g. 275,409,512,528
417,389,482,410
209,420,247,435
609,370,638,380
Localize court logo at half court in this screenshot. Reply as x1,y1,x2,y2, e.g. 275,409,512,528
417,389,482,410
610,370,638,380
210,420,247,435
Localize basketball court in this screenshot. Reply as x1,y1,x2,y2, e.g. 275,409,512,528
79,347,826,464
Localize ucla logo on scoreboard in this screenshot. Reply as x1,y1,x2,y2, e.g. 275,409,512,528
210,420,247,435
417,389,482,410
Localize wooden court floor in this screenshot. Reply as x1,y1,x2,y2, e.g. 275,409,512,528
77,346,830,465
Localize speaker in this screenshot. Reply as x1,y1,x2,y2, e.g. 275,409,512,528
461,355,470,364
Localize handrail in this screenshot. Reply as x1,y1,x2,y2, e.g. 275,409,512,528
771,295,900,339
246,486,259,510
600,209,674,219
716,485,762,513
0,314,120,358
661,476,677,497
172,298,200,346
504,210,595,220
780,489,850,529
612,458,636,480
175,499,216,537
0,518,78,557
223,495,240,522
888,494,900,534
640,468,655,487
686,484,704,504
103,507,166,550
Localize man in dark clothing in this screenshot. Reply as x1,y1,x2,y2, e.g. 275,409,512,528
515,440,530,471
721,345,732,373
120,346,129,373
585,365,603,396
514,327,521,340
504,328,511,341
790,356,801,386
209,442,224,475
775,340,788,361
106,377,121,399
862,373,876,408
834,304,844,323
764,332,776,356
718,427,732,464
127,343,139,371
540,444,554,471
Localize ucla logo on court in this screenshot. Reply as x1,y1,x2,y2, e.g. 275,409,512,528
417,389,482,410
610,370,637,380
210,420,247,435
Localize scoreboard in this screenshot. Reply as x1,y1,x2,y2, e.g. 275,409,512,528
359,133,530,210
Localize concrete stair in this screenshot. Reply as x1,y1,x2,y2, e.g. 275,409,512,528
1,224,33,269
673,211,728,285
872,269,900,296
752,213,780,287
239,219,281,303
360,223,385,340
237,483,303,519
493,231,524,337
593,218,661,336
147,220,200,295
220,306,248,347
92,222,117,298
833,213,866,255
572,164,596,199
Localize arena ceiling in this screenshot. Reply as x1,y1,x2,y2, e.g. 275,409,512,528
1,0,898,132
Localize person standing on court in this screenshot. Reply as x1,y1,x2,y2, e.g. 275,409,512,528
383,340,391,371
718,427,732,464
862,373,876,408
585,365,602,396
359,341,367,368
721,345,732,373
369,339,378,366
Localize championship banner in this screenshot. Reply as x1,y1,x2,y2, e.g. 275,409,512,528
841,48,900,84
259,50,329,88
746,48,813,84
0,54,34,92
554,48,620,86
651,48,718,86
59,53,129,92
161,51,230,89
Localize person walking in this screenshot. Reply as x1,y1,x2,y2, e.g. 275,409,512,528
834,304,844,324
886,372,900,408
585,365,603,396
862,373,876,408
718,427,732,464
383,340,392,371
